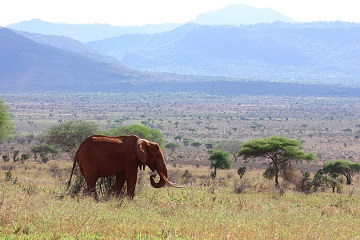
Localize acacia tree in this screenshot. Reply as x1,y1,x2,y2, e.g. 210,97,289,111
215,139,242,162
0,99,13,142
105,124,164,147
165,142,179,156
45,120,99,157
323,159,360,185
238,136,314,188
31,144,58,163
208,150,232,178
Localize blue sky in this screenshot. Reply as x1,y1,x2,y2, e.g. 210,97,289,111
1,0,359,26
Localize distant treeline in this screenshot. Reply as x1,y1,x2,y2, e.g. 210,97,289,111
90,80,360,97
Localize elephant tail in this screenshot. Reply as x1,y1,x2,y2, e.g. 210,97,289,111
67,154,77,188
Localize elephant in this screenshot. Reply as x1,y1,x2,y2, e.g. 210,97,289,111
68,135,180,199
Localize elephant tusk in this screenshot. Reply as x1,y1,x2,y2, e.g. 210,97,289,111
158,171,183,188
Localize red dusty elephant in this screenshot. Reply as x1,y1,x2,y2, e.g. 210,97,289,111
68,135,180,198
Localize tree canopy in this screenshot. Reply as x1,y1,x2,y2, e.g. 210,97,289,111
323,159,360,185
215,139,242,162
165,142,180,156
0,99,13,142
105,124,164,147
44,120,100,156
238,136,314,188
208,150,232,178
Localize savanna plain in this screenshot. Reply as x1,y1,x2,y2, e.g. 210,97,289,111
1,92,360,239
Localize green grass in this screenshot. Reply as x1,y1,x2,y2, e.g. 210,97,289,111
0,162,359,239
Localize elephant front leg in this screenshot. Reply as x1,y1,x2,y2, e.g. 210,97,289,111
114,173,126,197
126,173,138,199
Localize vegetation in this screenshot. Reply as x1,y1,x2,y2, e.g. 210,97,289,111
31,145,58,163
238,136,315,188
0,92,360,238
0,162,359,239
0,98,13,142
44,120,100,156
165,142,180,156
322,159,360,185
208,150,232,178
105,124,165,147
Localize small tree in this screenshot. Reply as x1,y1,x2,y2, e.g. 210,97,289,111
0,99,13,142
20,154,30,163
237,166,246,179
105,124,164,147
31,144,58,163
239,136,314,188
323,159,360,185
45,120,99,157
191,142,202,149
216,139,242,162
208,150,232,178
2,155,10,162
11,149,19,162
165,142,179,156
313,169,342,193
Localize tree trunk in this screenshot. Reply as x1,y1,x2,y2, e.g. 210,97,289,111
275,168,280,189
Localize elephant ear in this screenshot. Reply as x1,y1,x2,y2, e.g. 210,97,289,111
136,139,148,165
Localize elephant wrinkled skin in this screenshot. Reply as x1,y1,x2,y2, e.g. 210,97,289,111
68,135,180,198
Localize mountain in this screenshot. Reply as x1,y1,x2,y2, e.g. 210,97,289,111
2,26,360,97
14,30,120,65
193,4,295,25
2,23,360,96
89,22,360,86
0,27,152,91
7,19,182,42
7,4,295,43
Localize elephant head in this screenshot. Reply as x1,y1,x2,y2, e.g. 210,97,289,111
136,138,181,188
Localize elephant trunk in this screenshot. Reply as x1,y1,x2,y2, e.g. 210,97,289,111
150,163,167,188
150,162,182,188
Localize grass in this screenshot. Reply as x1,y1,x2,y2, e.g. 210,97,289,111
0,161,359,239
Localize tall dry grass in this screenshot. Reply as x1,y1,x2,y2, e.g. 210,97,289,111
0,161,359,239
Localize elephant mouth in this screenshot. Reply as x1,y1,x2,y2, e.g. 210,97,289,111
151,171,182,188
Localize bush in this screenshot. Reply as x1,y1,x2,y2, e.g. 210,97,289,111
97,176,117,200
263,166,276,180
237,166,246,179
2,155,10,162
295,171,312,194
67,168,86,197
234,178,251,194
5,169,12,181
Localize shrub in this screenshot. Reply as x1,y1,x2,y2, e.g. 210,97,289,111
263,166,276,180
237,166,246,179
234,177,251,194
295,171,312,194
2,155,10,162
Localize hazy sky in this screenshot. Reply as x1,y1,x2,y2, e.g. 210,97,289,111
1,0,359,26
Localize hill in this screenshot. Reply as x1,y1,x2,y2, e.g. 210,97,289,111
0,27,151,91
7,18,182,42
193,4,295,25
1,26,360,96
14,30,120,65
89,22,360,86
6,4,295,42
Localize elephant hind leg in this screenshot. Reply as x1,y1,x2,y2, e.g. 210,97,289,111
85,178,98,200
114,173,126,197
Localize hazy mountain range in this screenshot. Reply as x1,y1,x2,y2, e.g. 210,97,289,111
1,4,360,95
88,22,360,86
7,18,182,43
7,4,295,42
192,4,295,25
